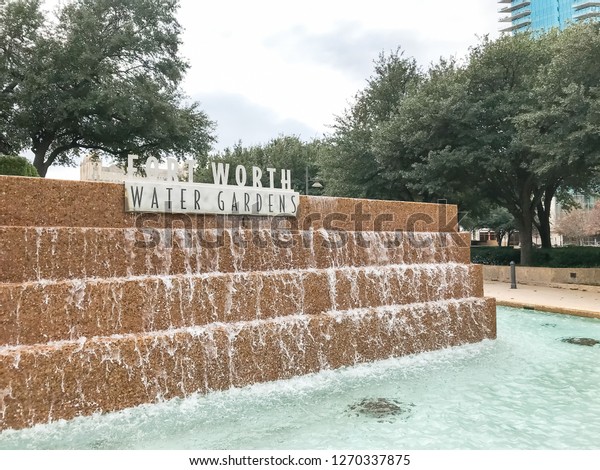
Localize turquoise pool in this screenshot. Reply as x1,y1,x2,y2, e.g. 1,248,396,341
1,306,598,449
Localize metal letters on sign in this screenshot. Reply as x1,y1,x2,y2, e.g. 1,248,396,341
124,157,300,216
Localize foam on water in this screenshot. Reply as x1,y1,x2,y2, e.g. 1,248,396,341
1,306,598,450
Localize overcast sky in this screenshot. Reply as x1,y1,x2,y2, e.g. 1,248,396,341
45,0,500,179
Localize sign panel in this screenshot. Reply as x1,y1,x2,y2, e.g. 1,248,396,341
123,157,300,216
124,181,299,216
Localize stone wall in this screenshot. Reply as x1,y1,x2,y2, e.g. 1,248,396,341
484,265,600,287
0,175,495,431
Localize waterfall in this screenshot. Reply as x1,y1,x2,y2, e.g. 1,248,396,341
0,175,495,431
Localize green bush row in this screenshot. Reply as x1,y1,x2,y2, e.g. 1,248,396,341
0,155,39,177
471,247,520,266
471,246,600,267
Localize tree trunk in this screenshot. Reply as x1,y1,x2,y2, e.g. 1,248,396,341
33,150,49,177
496,230,504,246
536,185,559,249
507,229,515,246
518,208,534,266
32,136,53,177
536,201,552,249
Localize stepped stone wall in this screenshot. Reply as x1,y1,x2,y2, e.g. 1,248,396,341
0,175,495,431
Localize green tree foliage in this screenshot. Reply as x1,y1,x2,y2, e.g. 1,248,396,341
517,23,600,248
0,0,43,155
320,25,600,265
374,59,489,213
318,50,421,200
198,136,323,194
0,154,39,176
395,34,553,265
363,27,600,265
0,0,215,177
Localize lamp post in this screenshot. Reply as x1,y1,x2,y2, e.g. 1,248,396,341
305,167,323,195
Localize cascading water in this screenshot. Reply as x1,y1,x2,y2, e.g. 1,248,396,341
0,176,495,431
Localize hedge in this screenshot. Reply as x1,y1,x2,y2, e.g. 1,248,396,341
0,155,39,177
471,247,520,266
471,246,600,268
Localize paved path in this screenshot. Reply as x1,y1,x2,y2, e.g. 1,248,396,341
484,280,600,319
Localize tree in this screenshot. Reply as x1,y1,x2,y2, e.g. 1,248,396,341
318,50,421,200
317,26,600,264
383,37,535,264
587,202,600,237
387,31,600,265
555,208,591,245
0,0,43,155
519,23,600,249
1,0,215,177
374,58,493,215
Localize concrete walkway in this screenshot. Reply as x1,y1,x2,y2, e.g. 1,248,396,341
485,280,600,319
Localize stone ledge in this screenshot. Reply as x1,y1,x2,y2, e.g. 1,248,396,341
483,265,600,287
0,264,483,345
0,175,458,232
0,227,471,283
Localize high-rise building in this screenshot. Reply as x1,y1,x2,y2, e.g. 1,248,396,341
499,0,600,34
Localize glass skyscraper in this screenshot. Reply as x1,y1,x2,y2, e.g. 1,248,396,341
499,0,600,33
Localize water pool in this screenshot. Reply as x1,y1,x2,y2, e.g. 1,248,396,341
1,306,599,450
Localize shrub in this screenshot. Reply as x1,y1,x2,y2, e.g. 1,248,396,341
471,247,520,265
531,247,600,268
0,155,39,177
471,246,600,267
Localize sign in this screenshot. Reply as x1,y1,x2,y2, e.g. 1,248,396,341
124,157,300,216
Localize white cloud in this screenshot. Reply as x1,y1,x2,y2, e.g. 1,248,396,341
195,92,323,150
45,164,80,180
180,0,500,142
